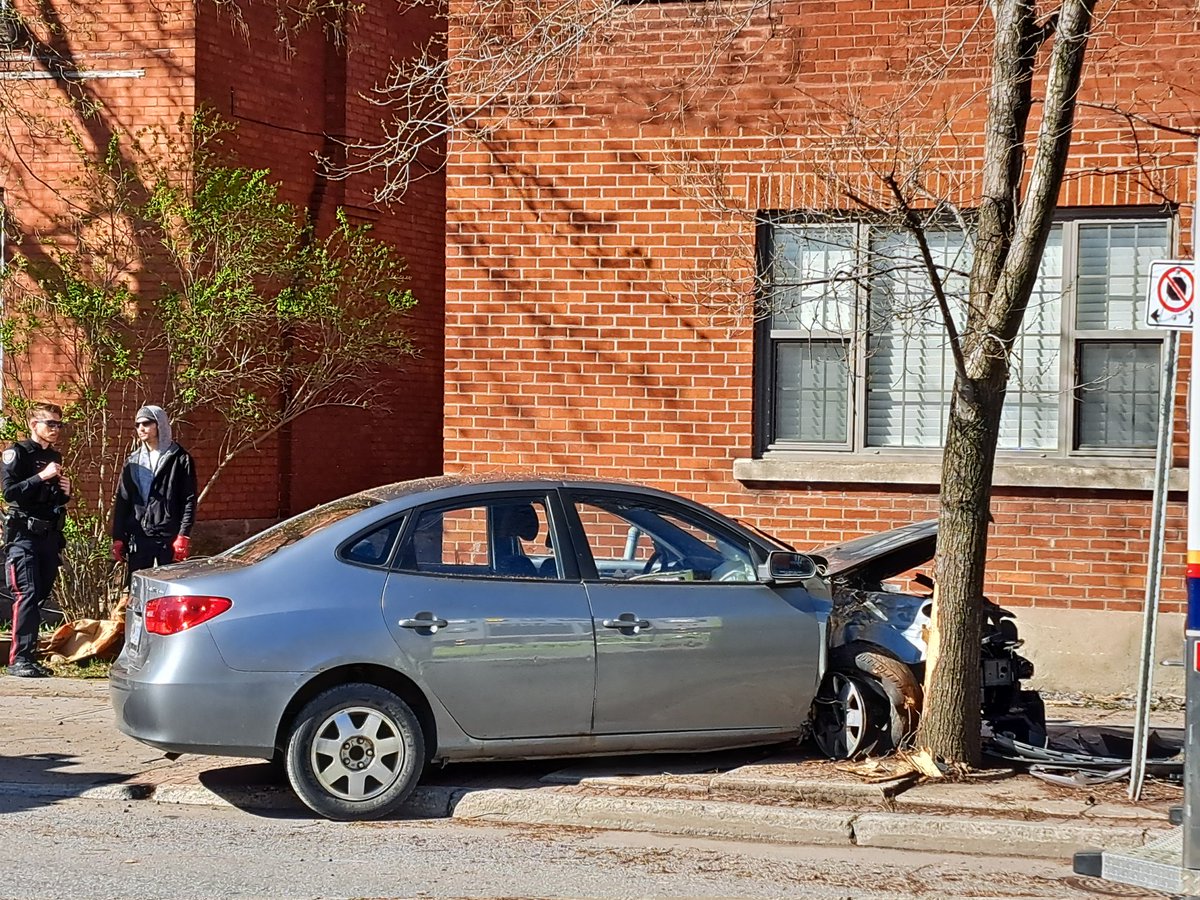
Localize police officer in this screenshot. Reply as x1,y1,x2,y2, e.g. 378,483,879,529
1,403,71,678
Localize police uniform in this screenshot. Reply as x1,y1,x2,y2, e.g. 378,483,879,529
1,439,69,671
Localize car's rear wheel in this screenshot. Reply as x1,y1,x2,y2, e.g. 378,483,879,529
812,670,893,759
285,683,425,821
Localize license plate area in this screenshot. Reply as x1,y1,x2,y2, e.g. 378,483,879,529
126,607,144,653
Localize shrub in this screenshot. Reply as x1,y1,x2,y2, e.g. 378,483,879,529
54,515,121,621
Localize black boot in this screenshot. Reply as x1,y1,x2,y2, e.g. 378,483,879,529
6,659,49,678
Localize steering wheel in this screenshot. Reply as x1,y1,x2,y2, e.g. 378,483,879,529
641,550,665,576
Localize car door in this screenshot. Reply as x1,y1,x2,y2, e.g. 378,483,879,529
381,491,595,740
565,489,821,735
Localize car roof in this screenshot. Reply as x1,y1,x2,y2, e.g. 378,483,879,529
352,474,778,549
813,519,938,579
357,473,657,504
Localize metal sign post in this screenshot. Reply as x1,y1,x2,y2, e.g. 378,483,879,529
1128,256,1194,799
1128,328,1178,801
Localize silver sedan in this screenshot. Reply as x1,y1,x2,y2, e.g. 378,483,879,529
109,476,877,820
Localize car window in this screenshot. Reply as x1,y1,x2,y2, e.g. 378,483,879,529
340,517,405,567
395,497,559,579
573,496,757,583
223,495,381,564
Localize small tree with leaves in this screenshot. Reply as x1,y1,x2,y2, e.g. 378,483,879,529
1,111,418,615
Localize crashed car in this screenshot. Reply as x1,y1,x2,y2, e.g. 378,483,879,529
810,519,1045,758
110,476,1039,821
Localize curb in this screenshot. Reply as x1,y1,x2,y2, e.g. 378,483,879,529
448,787,1167,859
851,811,1156,858
0,779,463,819
575,773,898,803
0,781,153,803
0,777,1169,858
149,782,468,818
451,788,856,847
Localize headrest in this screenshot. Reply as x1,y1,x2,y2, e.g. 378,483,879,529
495,503,539,541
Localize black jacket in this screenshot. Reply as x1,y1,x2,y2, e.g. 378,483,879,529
1,439,70,521
112,444,197,542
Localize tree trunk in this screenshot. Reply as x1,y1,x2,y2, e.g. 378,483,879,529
917,371,1006,767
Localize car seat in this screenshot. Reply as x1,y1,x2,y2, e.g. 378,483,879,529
492,503,539,577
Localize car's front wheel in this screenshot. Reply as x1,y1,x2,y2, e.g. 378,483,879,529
811,670,893,759
285,683,425,821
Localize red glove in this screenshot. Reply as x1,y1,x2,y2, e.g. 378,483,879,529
172,535,190,562
111,540,125,562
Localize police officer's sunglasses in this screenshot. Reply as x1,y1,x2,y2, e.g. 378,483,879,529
35,420,64,429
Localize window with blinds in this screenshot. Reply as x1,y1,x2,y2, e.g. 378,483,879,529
757,214,1170,456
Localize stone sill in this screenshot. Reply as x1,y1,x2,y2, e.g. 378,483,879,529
733,455,1187,493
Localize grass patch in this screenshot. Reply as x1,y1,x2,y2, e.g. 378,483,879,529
46,657,113,679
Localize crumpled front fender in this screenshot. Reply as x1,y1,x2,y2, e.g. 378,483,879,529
828,590,930,665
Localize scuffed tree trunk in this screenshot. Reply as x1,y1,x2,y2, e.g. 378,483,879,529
917,0,1097,766
920,377,1006,764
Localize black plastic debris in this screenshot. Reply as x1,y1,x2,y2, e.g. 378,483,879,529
985,724,1184,784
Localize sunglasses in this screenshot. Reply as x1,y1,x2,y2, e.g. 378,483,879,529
135,420,155,427
36,420,64,429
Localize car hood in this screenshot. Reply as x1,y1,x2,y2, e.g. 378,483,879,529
811,519,937,582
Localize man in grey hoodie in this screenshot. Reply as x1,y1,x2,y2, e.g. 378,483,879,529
111,405,197,579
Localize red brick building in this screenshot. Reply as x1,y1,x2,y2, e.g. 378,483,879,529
443,1,1199,692
0,0,445,539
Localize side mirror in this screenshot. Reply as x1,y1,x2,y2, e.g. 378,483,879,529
759,551,819,583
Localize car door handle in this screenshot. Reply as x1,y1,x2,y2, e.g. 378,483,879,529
398,615,449,632
602,616,650,631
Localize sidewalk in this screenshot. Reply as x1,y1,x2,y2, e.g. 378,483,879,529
0,675,1182,859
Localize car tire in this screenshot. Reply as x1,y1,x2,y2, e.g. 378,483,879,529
285,683,426,821
812,670,894,759
829,641,923,751
813,643,924,759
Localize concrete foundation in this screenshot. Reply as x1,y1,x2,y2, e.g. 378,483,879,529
1017,607,1185,698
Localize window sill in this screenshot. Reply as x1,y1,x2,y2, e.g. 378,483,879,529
733,454,1186,493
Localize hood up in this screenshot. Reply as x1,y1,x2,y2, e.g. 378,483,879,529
811,519,937,583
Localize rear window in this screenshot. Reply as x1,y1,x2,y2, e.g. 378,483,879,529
223,495,381,564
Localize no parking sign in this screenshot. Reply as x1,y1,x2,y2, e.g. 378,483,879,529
1146,260,1195,328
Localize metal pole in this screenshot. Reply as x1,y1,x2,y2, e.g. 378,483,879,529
1130,328,1178,799
1183,135,1200,870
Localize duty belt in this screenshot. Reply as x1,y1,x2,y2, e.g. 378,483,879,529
6,510,55,536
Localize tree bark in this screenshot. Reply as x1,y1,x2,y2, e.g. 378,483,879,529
918,374,1006,765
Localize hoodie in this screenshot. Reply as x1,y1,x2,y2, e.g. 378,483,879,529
112,406,197,543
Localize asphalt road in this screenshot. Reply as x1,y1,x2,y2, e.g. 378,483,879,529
6,794,1169,899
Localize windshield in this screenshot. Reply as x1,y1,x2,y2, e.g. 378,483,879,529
223,494,381,564
735,517,795,551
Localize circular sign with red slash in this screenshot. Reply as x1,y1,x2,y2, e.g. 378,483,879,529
1158,264,1194,313
1146,260,1196,329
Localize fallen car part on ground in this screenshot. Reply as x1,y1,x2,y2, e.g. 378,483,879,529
986,724,1183,785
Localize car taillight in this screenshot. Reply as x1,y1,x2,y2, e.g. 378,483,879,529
145,596,232,635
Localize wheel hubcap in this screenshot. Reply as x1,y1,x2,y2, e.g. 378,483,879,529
310,705,405,801
341,736,375,770
816,673,870,758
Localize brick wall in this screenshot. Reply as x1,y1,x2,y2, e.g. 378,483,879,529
0,0,197,516
195,3,445,519
0,0,444,537
444,0,1199,613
